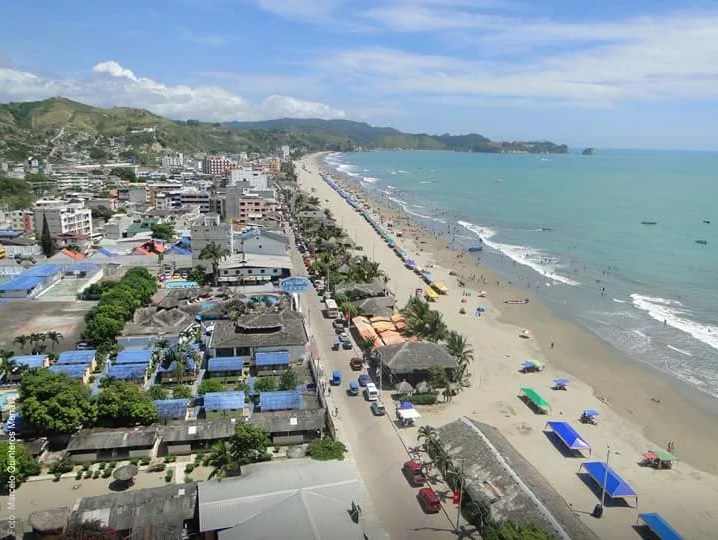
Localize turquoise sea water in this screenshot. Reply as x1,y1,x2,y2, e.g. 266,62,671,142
324,150,718,397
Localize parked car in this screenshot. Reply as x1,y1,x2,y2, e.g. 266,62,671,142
417,487,442,514
402,460,427,486
370,401,386,416
341,341,353,350
349,358,363,371
358,374,370,386
331,370,342,385
338,332,350,343
348,381,360,395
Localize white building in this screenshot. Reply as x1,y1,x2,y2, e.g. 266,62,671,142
33,199,93,239
281,145,290,160
161,153,184,168
229,169,268,190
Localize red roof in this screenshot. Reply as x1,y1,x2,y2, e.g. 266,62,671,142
61,248,85,260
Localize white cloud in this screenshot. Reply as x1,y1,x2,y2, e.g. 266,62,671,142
0,61,345,121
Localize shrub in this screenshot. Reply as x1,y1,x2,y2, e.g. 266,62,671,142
139,457,151,466
184,475,193,483
75,470,83,480
92,470,101,479
129,458,139,466
164,469,174,483
98,462,106,471
49,454,75,475
82,463,91,471
107,461,116,469
148,463,166,472
193,453,204,465
184,463,195,474
407,392,439,405
163,455,176,463
306,438,347,461
84,471,92,479
53,472,62,482
102,469,112,478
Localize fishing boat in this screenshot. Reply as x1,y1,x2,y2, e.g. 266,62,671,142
704,219,711,224
641,221,658,225
695,239,708,245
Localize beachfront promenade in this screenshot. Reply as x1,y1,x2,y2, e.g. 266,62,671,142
297,154,718,540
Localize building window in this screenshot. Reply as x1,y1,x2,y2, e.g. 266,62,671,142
260,269,265,274
223,270,229,275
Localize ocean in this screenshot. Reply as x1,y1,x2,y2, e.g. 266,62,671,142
323,150,718,398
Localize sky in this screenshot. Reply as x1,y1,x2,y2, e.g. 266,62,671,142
2,0,718,149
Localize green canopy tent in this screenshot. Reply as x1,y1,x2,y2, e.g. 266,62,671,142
520,387,551,414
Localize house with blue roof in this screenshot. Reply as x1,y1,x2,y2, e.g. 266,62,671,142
4,354,49,383
259,390,303,412
0,263,63,299
50,364,91,383
202,391,249,419
154,399,190,422
115,349,153,366
57,349,97,371
206,357,246,382
155,357,197,384
107,363,148,385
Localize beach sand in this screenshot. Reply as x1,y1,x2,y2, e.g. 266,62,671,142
298,153,718,539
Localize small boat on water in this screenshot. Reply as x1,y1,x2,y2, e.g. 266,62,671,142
641,221,658,225
704,219,711,224
468,246,483,252
695,240,708,245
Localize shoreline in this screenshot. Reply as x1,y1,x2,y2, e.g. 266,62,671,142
302,151,718,537
316,152,718,474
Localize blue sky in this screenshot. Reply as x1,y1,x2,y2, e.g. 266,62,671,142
2,0,718,149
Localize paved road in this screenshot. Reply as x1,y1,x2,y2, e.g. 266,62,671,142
289,242,460,540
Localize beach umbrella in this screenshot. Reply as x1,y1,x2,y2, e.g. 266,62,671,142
554,378,570,387
395,380,415,394
476,306,486,313
113,463,138,482
415,380,430,393
583,409,599,418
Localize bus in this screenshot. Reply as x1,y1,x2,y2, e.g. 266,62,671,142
325,298,339,319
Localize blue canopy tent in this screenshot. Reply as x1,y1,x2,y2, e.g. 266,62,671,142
404,258,416,269
638,513,683,540
545,421,592,455
584,409,599,419
421,272,434,283
553,377,570,390
579,461,638,504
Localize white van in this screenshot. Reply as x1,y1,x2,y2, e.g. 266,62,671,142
365,383,379,401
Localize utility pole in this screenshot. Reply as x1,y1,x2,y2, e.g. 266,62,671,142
452,458,466,534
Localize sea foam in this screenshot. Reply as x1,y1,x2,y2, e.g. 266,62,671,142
457,220,580,286
630,294,718,351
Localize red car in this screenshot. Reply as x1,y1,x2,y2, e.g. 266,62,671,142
402,460,426,486
417,487,442,514
349,358,363,371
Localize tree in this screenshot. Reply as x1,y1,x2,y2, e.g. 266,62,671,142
230,423,271,466
198,378,224,395
0,442,40,489
340,302,358,318
278,367,299,391
109,167,136,181
254,376,278,393
150,223,175,241
94,381,158,427
427,366,448,391
172,385,193,399
422,310,448,342
0,350,15,383
445,331,474,365
148,385,169,400
91,205,114,221
40,214,55,257
482,521,555,540
417,425,438,445
61,521,121,540
206,441,236,480
199,241,230,286
306,438,347,461
29,332,46,354
188,265,207,284
45,330,63,352
19,370,96,434
13,335,29,353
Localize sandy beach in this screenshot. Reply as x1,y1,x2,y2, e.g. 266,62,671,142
298,153,718,539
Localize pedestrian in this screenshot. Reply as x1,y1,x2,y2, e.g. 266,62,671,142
327,386,331,395
335,406,339,417
551,342,555,349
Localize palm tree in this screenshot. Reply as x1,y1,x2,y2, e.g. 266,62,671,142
29,332,46,354
199,241,230,287
0,350,15,383
417,425,437,445
422,310,448,343
206,441,239,480
45,331,63,352
14,335,29,353
360,336,378,364
173,357,186,385
401,297,431,336
445,331,474,365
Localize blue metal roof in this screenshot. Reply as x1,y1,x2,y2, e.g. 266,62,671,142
167,246,191,255
259,390,302,411
580,462,637,499
545,421,591,452
154,399,190,419
116,349,152,365
0,230,22,238
208,357,246,372
638,513,683,540
12,355,47,369
204,391,246,410
57,350,96,365
0,275,45,292
107,364,146,380
255,351,290,367
49,364,87,379
97,247,118,257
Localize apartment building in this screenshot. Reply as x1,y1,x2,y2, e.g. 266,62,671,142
202,156,233,176
161,153,184,168
235,194,280,226
229,168,268,190
33,199,93,238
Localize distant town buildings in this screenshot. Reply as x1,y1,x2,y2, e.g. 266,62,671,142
202,156,233,176
161,153,184,168
33,199,93,239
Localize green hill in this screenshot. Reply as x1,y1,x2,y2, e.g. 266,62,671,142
0,97,567,161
